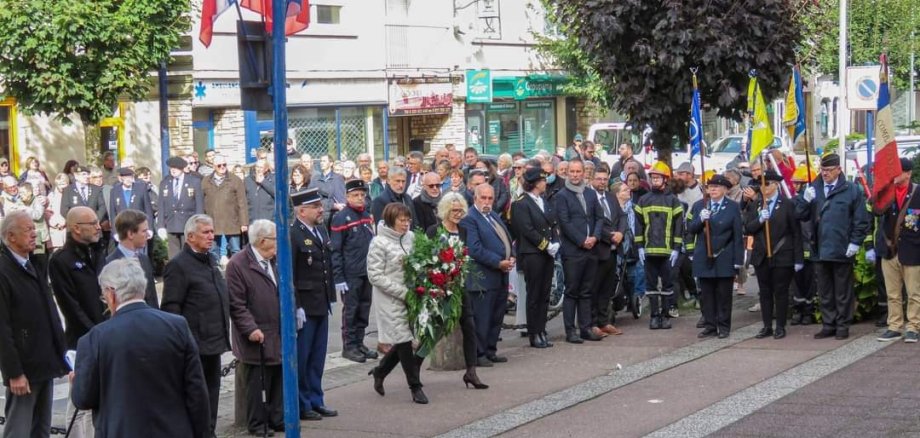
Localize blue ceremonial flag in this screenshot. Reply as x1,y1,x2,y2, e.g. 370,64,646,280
782,65,806,147
689,77,703,159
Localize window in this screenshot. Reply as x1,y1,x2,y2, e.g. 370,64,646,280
316,5,342,24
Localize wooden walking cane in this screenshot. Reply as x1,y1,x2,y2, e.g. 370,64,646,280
760,153,773,258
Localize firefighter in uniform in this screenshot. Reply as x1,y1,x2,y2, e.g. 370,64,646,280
743,170,803,340
291,188,338,420
790,164,817,325
510,167,560,348
330,179,377,363
634,161,684,330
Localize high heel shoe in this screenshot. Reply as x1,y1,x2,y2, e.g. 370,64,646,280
411,387,429,404
462,372,489,389
368,368,385,396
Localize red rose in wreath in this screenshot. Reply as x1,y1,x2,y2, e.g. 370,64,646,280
415,286,426,296
439,247,455,263
429,271,448,288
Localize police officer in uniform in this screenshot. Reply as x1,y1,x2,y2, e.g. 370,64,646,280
291,188,338,420
687,174,744,338
330,179,377,363
510,167,559,348
743,170,803,339
157,156,204,258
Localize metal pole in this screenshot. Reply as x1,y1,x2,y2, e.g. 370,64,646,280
838,0,848,175
270,0,300,435
159,61,170,176
910,35,915,125
866,110,874,187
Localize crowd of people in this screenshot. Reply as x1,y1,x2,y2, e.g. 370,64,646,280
0,133,917,437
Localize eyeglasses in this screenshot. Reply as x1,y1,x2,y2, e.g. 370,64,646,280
77,221,100,226
426,184,441,189
450,208,465,214
820,167,838,173
215,164,227,168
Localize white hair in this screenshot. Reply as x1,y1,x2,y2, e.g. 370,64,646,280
98,258,147,303
247,219,275,243
184,214,213,238
0,210,31,245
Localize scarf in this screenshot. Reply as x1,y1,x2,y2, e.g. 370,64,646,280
565,179,587,212
419,189,442,208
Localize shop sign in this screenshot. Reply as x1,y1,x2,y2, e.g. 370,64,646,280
466,70,493,103
488,120,501,147
514,77,559,100
388,79,453,116
488,102,517,112
524,101,553,109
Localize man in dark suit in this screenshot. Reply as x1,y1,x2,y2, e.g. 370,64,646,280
109,167,154,233
370,167,417,227
49,206,107,350
72,258,210,438
0,210,69,438
590,166,627,337
60,165,108,225
157,156,204,258
554,159,605,343
510,168,559,348
744,170,802,339
106,209,159,308
291,188,338,420
161,214,230,436
227,220,286,434
460,183,514,366
311,154,347,223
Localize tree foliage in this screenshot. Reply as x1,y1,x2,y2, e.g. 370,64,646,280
542,0,805,158
802,0,919,90
0,0,190,125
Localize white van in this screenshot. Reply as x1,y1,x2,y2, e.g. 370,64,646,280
845,135,920,179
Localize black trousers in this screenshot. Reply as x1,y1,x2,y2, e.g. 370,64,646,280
460,290,478,368
246,363,283,432
200,353,222,434
342,275,372,350
792,260,815,313
814,261,855,330
875,258,888,314
644,256,673,315
521,252,554,336
755,265,794,329
471,288,507,357
674,252,697,301
591,254,619,327
562,253,597,333
377,341,423,389
699,277,733,334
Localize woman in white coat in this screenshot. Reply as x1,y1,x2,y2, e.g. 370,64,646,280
366,202,428,404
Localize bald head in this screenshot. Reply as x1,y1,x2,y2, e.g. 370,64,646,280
66,206,101,244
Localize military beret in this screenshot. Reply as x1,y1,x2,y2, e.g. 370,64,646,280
760,169,784,182
118,167,135,177
73,165,89,174
820,153,840,167
706,174,732,189
901,157,913,172
345,179,367,193
167,156,188,170
523,167,547,183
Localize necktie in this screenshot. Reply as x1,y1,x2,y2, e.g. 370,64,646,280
260,260,276,285
487,214,511,259
123,188,132,207
711,202,720,216
80,186,88,202
311,227,323,244
173,178,180,196
825,184,834,197
599,194,611,219
23,260,36,277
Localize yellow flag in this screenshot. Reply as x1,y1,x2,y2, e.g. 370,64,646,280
782,74,798,140
747,77,773,163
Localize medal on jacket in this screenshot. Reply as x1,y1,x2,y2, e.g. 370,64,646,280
187,187,194,197
308,254,313,266
72,195,78,204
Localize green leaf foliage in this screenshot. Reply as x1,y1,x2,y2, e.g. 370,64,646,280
0,0,191,124
542,0,805,157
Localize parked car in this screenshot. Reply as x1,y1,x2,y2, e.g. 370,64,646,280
704,134,786,173
845,135,920,180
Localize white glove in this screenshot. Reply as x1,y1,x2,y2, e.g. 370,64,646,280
157,228,167,240
669,250,679,267
638,248,646,263
865,249,876,263
794,263,804,272
699,209,711,220
845,243,859,258
335,283,349,294
803,186,816,203
759,209,771,223
733,264,742,270
547,242,560,257
296,308,306,331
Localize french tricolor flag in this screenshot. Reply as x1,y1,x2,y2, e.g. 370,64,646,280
199,0,236,47
872,54,902,212
241,0,310,37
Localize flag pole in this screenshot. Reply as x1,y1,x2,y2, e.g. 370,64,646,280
759,152,773,259
750,70,771,258
800,64,814,184
691,69,713,260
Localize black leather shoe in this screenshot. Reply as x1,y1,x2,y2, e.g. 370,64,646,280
814,328,835,339
698,329,717,338
476,356,493,367
368,368,385,396
249,428,275,436
649,316,661,330
773,327,786,339
659,317,672,330
300,410,322,421
755,327,774,339
314,406,338,417
530,335,547,348
696,317,706,328
717,331,729,339
359,345,379,360
540,332,554,348
486,354,508,363
835,329,849,340
342,348,366,363
411,388,428,404
565,331,584,344
580,330,603,341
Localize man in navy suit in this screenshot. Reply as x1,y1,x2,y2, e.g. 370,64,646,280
72,258,210,438
460,184,515,366
157,156,204,258
106,209,159,308
109,168,154,232
554,159,605,343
